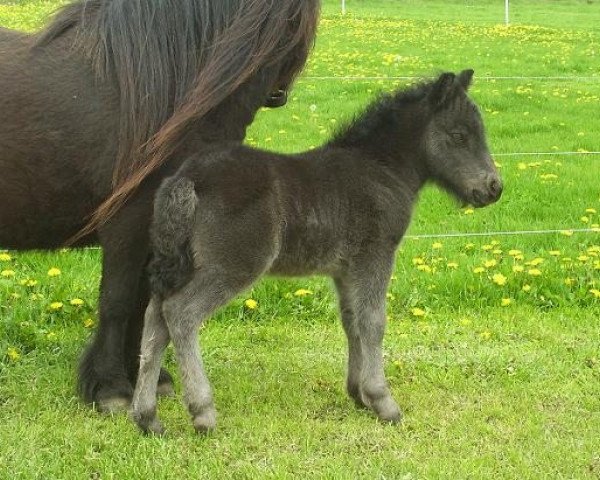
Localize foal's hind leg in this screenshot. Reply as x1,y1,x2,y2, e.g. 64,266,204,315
162,267,261,434
131,297,171,435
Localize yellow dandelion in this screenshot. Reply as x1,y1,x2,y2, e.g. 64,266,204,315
528,269,542,276
463,208,475,215
508,249,522,257
560,230,573,237
411,307,426,317
492,249,502,255
412,257,425,265
492,273,507,286
464,243,475,250
84,318,95,328
594,261,600,271
432,242,443,250
49,302,64,310
564,278,574,286
0,253,12,262
1,269,15,278
501,298,512,307
581,216,589,224
459,318,472,327
70,298,85,306
577,255,589,262
447,262,459,269
484,259,497,268
294,289,313,297
548,250,561,256
479,331,492,340
473,267,485,274
46,332,57,341
47,268,61,277
7,347,20,362
417,264,432,273
513,265,525,273
585,208,597,214
482,244,493,251
244,299,258,309
526,258,544,266
590,289,600,299
522,284,532,292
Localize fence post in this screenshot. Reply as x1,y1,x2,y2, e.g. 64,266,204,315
505,0,510,25
342,0,346,15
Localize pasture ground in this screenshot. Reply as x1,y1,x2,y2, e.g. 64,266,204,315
1,0,599,478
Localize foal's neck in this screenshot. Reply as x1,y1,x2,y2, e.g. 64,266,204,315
328,99,430,192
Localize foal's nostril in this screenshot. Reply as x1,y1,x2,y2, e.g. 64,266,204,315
488,178,503,199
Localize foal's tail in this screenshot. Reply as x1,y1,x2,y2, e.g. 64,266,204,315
148,176,197,297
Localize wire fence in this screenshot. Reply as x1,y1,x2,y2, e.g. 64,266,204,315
301,76,600,82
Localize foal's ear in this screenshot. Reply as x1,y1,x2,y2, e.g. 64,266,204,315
457,69,475,90
430,72,456,108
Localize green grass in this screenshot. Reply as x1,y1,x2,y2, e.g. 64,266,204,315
1,1,599,478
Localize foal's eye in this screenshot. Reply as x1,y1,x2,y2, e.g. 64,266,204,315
451,132,466,145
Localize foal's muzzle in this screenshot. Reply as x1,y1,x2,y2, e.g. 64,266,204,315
264,89,288,108
471,174,503,207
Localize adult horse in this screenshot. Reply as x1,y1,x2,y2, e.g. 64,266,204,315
0,0,320,412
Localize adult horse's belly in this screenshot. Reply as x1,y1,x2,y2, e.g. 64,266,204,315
0,31,118,249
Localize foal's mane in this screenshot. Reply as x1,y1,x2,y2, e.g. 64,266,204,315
35,0,319,238
329,80,434,149
329,73,460,147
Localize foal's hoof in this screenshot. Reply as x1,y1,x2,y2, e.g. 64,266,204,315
157,369,175,397
141,418,166,436
193,411,217,435
372,397,403,424
133,411,166,436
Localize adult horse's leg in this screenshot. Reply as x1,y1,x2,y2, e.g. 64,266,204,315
79,184,159,411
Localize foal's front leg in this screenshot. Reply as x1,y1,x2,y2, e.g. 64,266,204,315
334,277,368,409
338,257,401,423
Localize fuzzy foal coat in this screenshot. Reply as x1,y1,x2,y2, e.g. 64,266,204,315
132,71,503,434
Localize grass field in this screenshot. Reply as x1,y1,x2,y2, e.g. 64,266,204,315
1,0,599,478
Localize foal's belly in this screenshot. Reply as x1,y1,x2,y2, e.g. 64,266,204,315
268,239,344,277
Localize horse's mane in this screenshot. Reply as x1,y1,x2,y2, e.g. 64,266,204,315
35,0,320,238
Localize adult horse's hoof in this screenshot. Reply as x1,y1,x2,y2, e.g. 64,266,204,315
93,377,134,413
97,395,132,414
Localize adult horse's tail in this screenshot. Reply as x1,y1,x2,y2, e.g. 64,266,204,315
36,0,320,241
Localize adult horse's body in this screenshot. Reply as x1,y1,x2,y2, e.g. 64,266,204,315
0,0,319,411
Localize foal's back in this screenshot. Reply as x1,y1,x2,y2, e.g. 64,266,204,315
174,144,407,277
